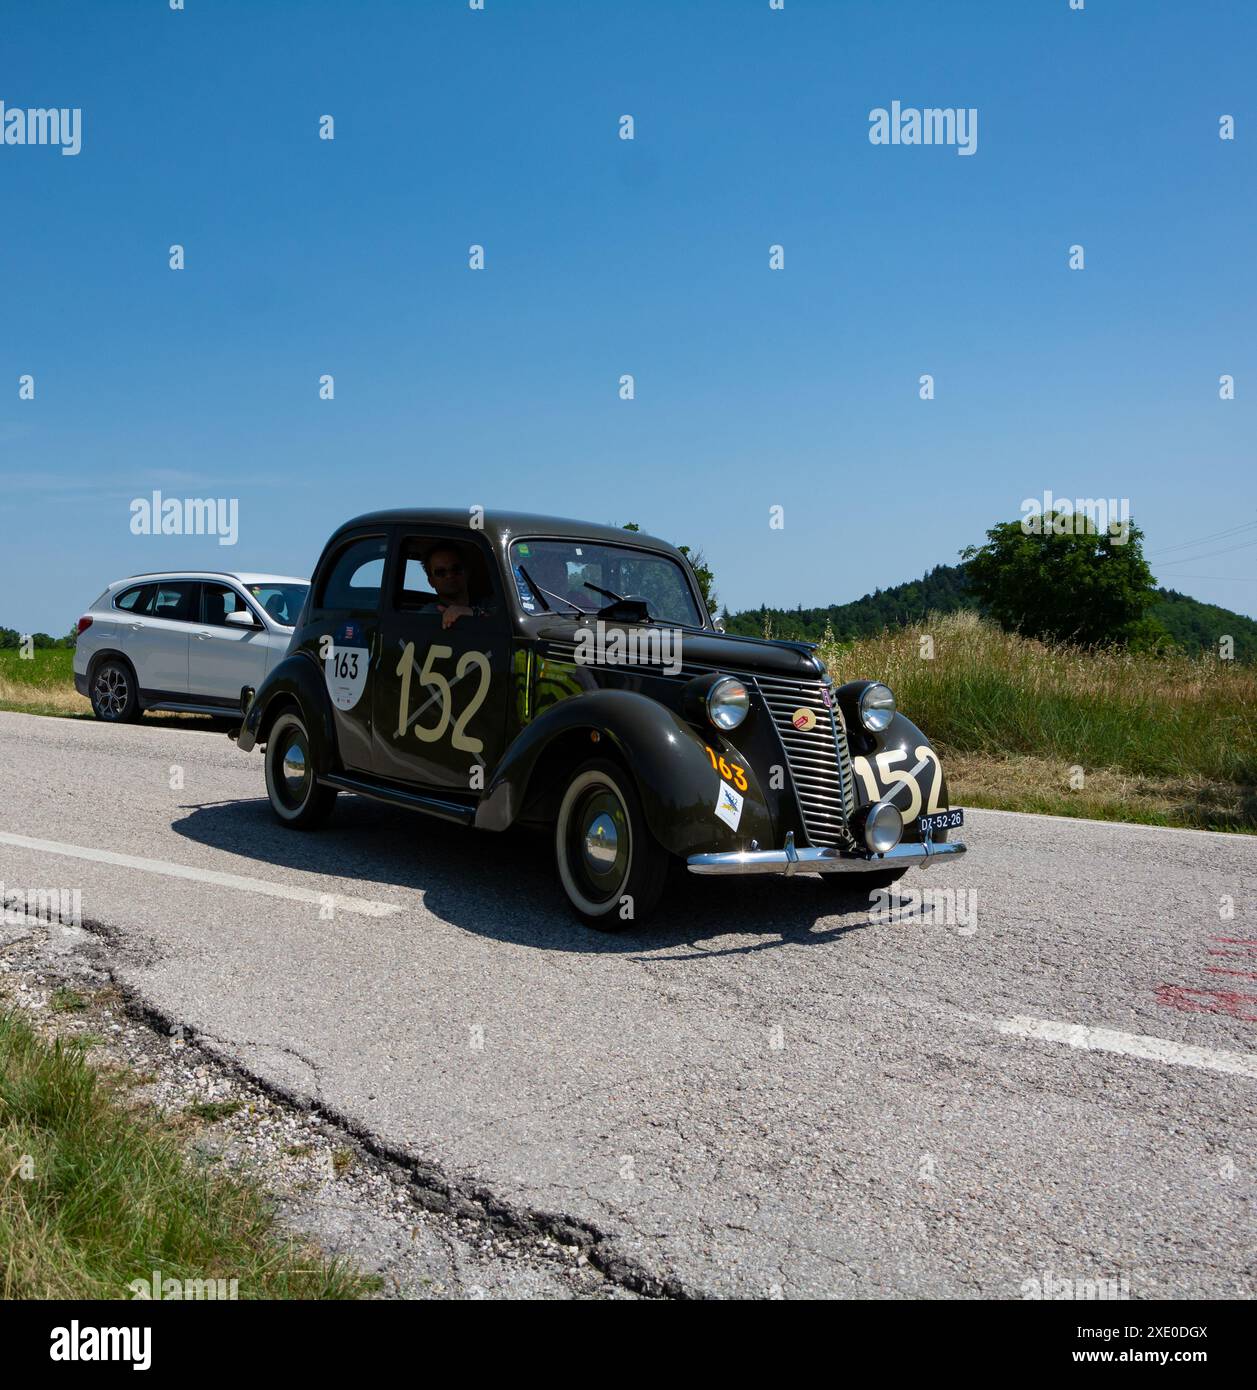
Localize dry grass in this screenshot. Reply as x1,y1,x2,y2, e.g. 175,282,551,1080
944,751,1256,833
0,681,89,717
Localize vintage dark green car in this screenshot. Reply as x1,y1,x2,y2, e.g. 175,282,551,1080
233,510,966,925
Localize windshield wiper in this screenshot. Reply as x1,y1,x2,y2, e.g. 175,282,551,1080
584,582,626,605
584,583,652,622
517,565,587,615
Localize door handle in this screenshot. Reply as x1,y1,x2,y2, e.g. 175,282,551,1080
129,623,143,631
195,630,211,640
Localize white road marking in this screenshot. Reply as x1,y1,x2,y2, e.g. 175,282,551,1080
980,1012,1257,1081
0,830,405,918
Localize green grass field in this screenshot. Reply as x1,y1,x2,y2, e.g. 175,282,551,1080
0,648,86,717
0,647,75,687
0,1009,371,1299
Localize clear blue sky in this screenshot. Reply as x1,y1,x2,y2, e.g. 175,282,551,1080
2,0,1254,634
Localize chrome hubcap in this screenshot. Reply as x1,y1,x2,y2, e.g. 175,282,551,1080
566,784,630,905
583,812,619,873
280,740,308,800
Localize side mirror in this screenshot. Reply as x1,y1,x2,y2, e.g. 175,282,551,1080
225,609,258,628
710,611,726,633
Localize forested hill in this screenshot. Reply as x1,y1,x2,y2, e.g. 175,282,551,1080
723,565,972,642
723,564,1257,660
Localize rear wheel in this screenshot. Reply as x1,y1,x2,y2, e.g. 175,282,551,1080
90,658,141,723
264,711,338,829
555,758,668,928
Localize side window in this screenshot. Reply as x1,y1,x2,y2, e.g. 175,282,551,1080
317,536,389,611
149,582,197,623
397,553,439,612
393,536,500,615
202,583,254,627
114,585,154,613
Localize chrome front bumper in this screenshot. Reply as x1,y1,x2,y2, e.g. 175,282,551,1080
687,835,967,876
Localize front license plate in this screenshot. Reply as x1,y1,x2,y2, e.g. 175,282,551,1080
919,808,964,835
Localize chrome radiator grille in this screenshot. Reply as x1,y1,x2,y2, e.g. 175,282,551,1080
754,675,857,847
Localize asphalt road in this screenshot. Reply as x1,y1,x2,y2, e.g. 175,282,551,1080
2,710,1253,1298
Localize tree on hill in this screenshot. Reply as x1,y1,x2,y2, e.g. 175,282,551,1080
960,512,1159,647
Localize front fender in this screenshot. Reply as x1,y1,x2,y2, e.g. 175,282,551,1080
476,689,775,857
840,701,953,844
235,652,337,775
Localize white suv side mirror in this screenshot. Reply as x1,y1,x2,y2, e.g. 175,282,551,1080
225,609,258,628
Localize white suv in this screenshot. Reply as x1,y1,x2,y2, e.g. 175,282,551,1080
73,571,309,722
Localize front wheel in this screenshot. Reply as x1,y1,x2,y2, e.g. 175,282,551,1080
555,758,668,928
264,711,338,829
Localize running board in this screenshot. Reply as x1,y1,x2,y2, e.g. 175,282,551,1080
320,773,476,826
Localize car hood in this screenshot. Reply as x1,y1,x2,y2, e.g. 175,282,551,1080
531,619,827,681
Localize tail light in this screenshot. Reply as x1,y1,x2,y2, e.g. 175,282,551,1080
76,616,93,635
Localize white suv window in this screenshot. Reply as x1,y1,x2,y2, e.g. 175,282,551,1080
149,582,197,623
114,585,153,612
202,583,254,627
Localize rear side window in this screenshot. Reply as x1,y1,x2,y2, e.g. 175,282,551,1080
149,582,197,623
317,536,388,611
113,584,154,613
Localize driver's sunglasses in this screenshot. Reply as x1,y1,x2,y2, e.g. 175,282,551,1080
431,563,463,579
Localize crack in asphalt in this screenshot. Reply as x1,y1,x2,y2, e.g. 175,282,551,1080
73,914,706,1300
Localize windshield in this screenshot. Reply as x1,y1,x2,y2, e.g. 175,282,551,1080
509,539,704,626
246,582,309,626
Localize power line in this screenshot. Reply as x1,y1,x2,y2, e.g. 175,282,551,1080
1156,538,1257,567
1147,519,1257,559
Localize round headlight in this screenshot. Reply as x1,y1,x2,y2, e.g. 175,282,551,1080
863,800,903,855
859,682,896,733
707,676,749,731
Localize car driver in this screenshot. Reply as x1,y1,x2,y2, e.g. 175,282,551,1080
421,545,494,629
